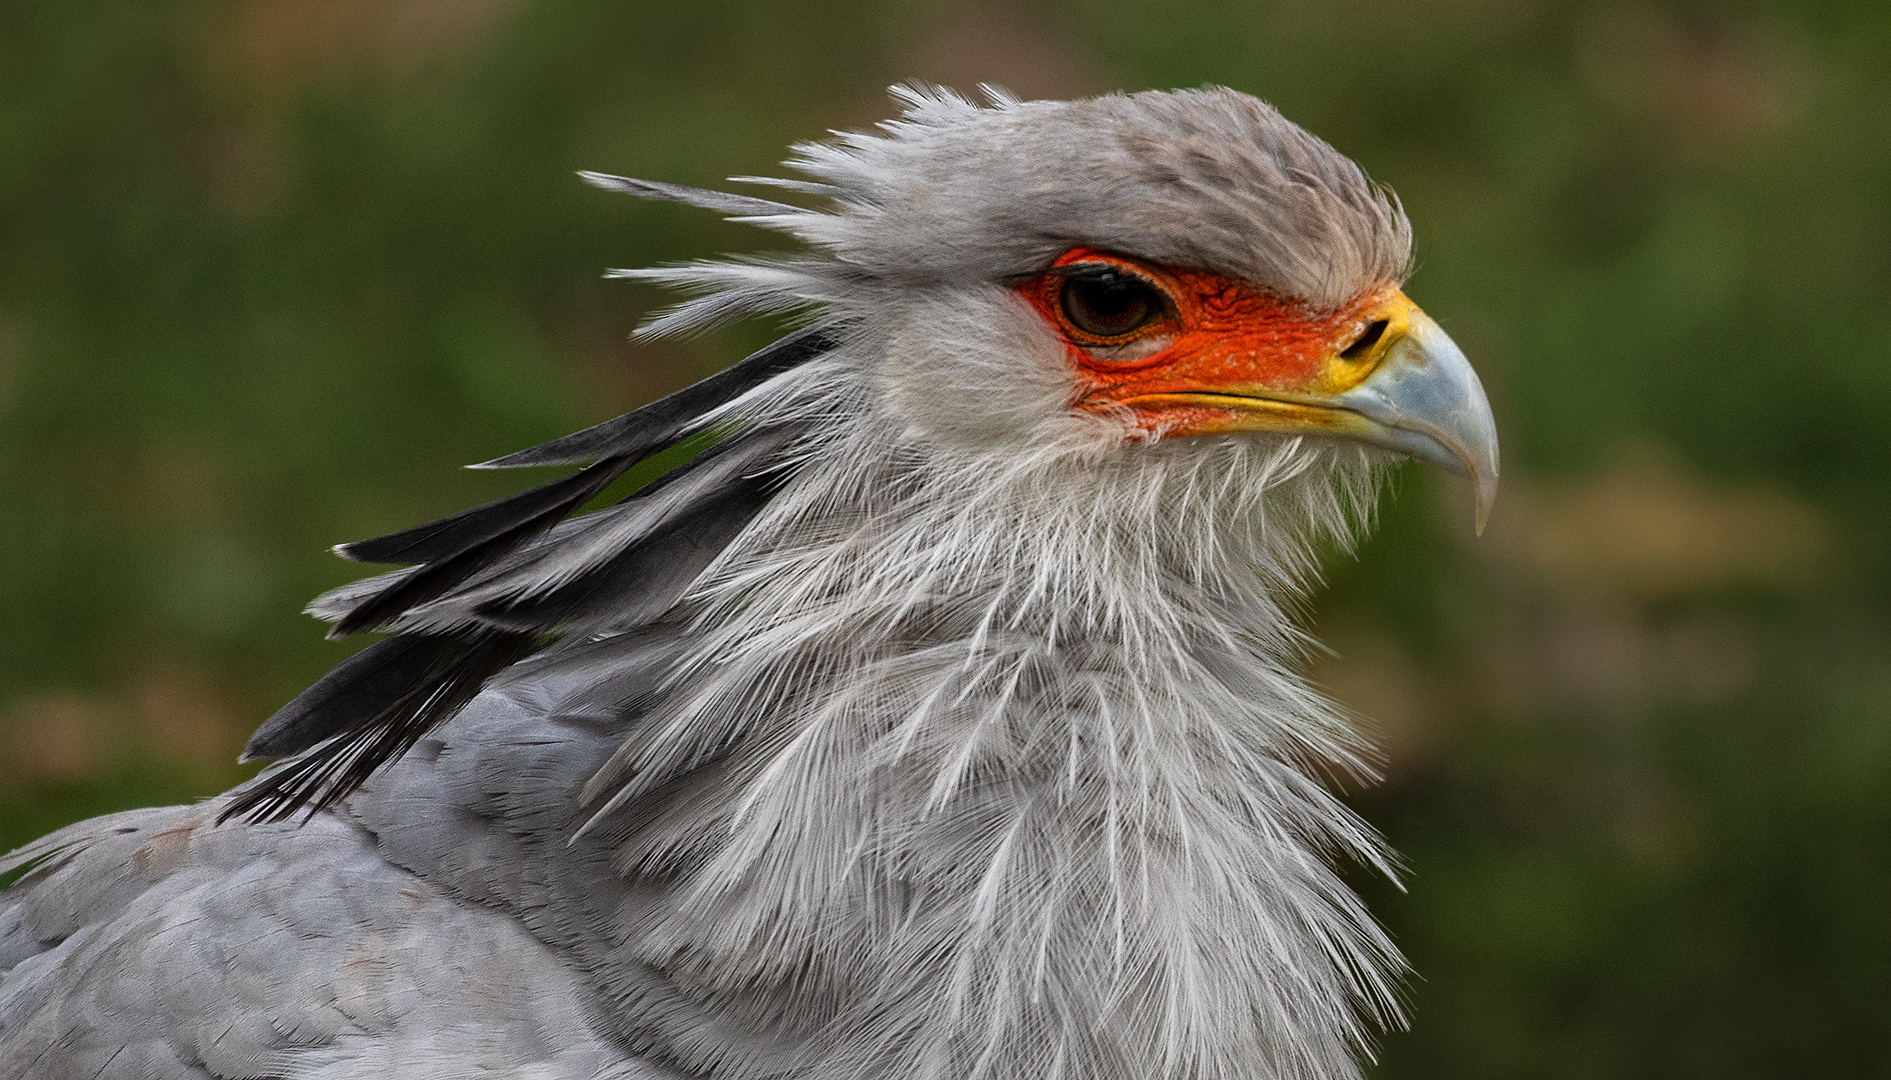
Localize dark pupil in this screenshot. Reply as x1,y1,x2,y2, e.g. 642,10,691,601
1062,271,1154,337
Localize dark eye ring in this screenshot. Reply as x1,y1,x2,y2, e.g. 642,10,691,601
1058,268,1170,341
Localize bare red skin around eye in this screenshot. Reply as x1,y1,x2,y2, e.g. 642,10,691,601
1012,247,1384,436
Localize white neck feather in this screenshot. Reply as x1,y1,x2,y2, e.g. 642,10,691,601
586,335,1406,1080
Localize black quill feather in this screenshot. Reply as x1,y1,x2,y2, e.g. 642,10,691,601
224,631,538,823
473,456,791,631
226,327,837,823
474,325,834,470
328,456,635,636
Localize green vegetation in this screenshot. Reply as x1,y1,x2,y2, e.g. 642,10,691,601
3,2,1886,1075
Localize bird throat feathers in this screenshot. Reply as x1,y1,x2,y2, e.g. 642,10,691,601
569,345,1404,1080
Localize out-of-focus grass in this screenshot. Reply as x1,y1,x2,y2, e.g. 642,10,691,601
3,2,1887,1076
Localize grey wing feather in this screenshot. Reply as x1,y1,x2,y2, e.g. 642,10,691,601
340,635,810,1078
0,804,677,1079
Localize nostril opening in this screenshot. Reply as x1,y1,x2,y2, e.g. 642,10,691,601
1340,319,1388,360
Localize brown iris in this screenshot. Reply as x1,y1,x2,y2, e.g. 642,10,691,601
1058,267,1170,342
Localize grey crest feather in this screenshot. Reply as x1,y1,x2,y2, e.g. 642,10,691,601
578,170,803,220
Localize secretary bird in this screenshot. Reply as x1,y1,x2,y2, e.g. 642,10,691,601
0,86,1497,1080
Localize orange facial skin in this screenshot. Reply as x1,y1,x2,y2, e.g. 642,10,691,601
1012,247,1401,438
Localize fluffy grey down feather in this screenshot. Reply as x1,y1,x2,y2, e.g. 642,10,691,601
1,86,1421,1079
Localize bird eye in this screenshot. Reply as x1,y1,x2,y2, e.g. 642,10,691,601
1058,268,1168,341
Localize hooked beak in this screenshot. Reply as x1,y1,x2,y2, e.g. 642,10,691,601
1114,290,1500,532
1327,303,1500,532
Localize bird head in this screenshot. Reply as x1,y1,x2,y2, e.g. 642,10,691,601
241,87,1497,863
603,85,1497,532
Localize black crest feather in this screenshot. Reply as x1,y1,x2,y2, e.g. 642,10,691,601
222,327,837,823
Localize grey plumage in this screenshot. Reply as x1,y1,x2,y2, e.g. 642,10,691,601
1,86,1490,1079
0,801,668,1079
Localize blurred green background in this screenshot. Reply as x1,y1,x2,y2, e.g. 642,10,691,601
2,1,1887,1076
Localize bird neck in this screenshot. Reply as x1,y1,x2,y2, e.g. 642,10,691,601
589,394,1403,1080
